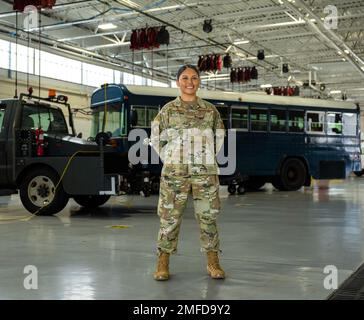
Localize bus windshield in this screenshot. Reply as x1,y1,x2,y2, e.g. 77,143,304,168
91,104,126,138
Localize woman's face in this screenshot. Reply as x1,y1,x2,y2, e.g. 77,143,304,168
176,68,200,97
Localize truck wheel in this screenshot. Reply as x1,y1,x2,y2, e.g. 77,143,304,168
73,195,111,208
19,167,69,215
280,158,307,191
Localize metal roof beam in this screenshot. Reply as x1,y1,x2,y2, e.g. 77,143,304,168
0,0,99,19
284,0,364,78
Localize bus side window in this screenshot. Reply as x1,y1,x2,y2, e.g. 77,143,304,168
216,106,229,129
343,113,357,136
0,104,6,134
147,108,159,127
251,108,268,132
307,111,325,133
288,110,304,133
131,105,159,128
231,107,248,130
270,109,286,132
327,112,342,135
131,106,147,127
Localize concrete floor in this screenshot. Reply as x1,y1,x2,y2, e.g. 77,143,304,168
1,177,364,300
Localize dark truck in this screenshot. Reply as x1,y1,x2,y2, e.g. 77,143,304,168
0,92,121,215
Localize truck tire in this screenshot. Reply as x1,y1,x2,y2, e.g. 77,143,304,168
279,158,307,191
73,195,111,208
19,167,69,215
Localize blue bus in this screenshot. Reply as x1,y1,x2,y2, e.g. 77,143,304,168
90,84,361,195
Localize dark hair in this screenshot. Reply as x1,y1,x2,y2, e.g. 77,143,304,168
176,64,200,80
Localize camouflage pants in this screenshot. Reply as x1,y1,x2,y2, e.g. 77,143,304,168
157,175,221,255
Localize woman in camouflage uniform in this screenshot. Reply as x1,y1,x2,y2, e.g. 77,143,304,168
151,65,226,281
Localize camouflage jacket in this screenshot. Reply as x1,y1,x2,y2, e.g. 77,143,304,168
151,96,225,176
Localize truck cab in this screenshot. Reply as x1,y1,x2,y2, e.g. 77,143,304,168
0,92,120,215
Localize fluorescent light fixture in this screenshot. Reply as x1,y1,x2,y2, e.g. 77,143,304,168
98,23,117,30
342,58,346,61
201,77,230,82
86,42,131,50
337,50,342,55
118,0,141,8
233,40,250,45
361,67,364,71
147,4,186,12
201,73,229,79
344,49,350,54
330,90,342,94
225,45,233,53
260,84,272,88
278,0,284,4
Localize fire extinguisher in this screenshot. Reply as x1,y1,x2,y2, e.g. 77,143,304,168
35,127,44,156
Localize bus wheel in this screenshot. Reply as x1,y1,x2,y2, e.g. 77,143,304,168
245,179,265,191
237,185,246,195
271,177,284,191
280,158,307,191
228,184,236,195
74,195,110,208
354,170,364,177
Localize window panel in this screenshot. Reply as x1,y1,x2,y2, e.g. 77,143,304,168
132,106,147,127
270,109,286,132
147,79,168,87
114,70,121,83
0,39,9,69
134,74,143,85
251,108,268,131
21,105,68,134
0,104,6,134
327,112,342,135
343,113,357,136
82,62,113,87
288,110,304,133
216,106,229,129
10,43,33,74
34,50,81,83
123,72,134,85
147,108,159,127
231,107,248,130
307,111,325,133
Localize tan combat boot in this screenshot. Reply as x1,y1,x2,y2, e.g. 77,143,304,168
207,251,225,279
154,252,170,281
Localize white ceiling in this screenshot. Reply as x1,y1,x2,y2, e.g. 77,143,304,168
0,0,363,104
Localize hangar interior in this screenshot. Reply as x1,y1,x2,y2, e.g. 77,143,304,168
0,0,364,300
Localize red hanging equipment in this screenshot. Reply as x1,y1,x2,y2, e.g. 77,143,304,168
14,0,56,12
